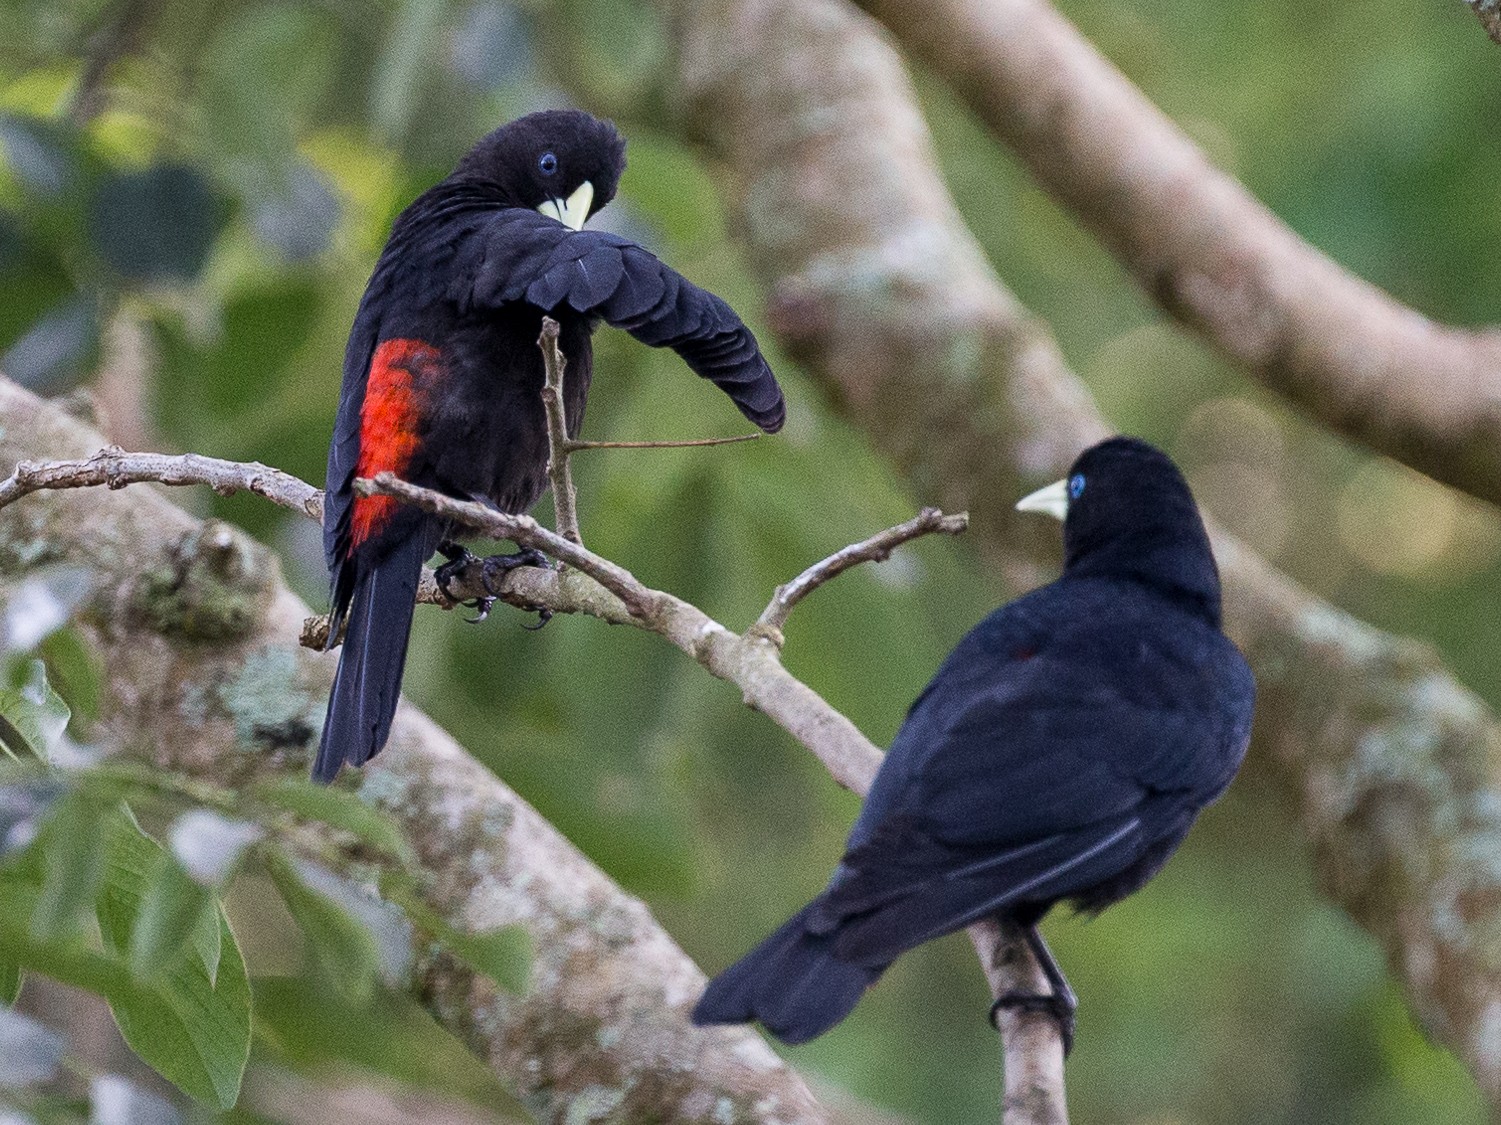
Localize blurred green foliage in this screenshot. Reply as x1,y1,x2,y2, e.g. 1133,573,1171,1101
0,0,1497,1122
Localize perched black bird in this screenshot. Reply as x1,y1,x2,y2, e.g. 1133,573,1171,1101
693,437,1254,1048
317,109,785,782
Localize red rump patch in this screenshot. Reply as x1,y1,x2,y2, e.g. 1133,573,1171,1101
350,339,442,553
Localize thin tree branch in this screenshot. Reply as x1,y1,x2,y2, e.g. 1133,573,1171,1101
971,920,1067,1125
851,0,1501,510
754,506,968,640
537,318,582,544
0,448,323,520
565,432,761,451
660,0,1501,1110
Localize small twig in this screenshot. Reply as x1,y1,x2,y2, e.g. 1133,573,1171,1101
538,318,582,544
563,433,762,452
755,506,968,639
0,448,323,520
68,0,150,125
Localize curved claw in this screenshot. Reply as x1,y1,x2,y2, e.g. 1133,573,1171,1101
465,598,496,624
521,606,554,632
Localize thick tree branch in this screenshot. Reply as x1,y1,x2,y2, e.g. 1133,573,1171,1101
1470,0,1501,45
661,0,1501,1108
851,0,1501,510
0,378,832,1125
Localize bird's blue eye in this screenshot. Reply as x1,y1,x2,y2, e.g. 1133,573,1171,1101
538,151,558,175
1068,473,1086,500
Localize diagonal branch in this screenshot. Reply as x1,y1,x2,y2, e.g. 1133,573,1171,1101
852,0,1501,510
1470,0,1501,45
754,506,969,639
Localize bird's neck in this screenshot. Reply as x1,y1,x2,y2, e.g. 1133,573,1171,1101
1066,530,1223,627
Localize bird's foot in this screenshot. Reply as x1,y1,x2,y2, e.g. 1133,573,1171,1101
435,545,492,621
990,990,1077,1058
479,549,554,630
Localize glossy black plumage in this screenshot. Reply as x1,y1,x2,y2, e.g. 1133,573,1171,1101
693,437,1255,1045
316,109,785,782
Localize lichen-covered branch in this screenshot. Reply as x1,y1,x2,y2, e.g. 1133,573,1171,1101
0,448,324,521
851,0,1501,510
0,377,832,1125
1470,0,1501,46
659,0,1501,1107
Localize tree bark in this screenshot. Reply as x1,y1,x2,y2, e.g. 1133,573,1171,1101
851,0,1501,510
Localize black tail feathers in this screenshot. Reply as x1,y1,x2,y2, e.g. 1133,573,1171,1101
314,534,426,783
692,904,880,1044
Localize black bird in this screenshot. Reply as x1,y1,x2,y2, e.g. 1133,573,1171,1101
693,437,1254,1048
317,109,785,782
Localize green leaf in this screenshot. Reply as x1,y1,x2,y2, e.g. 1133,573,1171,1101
0,877,123,996
264,849,379,1006
441,925,530,996
88,164,224,284
127,849,215,982
0,660,71,761
29,793,105,942
0,958,20,1003
96,815,251,1109
251,778,411,861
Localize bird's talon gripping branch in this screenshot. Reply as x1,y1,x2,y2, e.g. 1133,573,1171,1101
990,991,1077,1058
434,544,482,606
478,548,554,630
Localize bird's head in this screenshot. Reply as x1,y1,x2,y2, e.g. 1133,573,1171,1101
1016,436,1221,620
456,109,627,230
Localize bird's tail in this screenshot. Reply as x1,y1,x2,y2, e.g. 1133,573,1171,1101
692,904,880,1044
314,533,426,783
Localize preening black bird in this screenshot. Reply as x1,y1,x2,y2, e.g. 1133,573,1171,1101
317,109,785,783
693,437,1255,1049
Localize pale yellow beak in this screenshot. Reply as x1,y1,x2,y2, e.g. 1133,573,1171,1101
1015,478,1070,522
537,180,595,231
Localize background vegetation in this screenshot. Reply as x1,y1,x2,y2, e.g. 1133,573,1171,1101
0,0,1496,1121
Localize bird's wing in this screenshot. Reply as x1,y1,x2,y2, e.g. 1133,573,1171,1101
810,809,1147,965
810,597,1250,964
458,209,785,432
324,303,380,580
323,281,446,632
